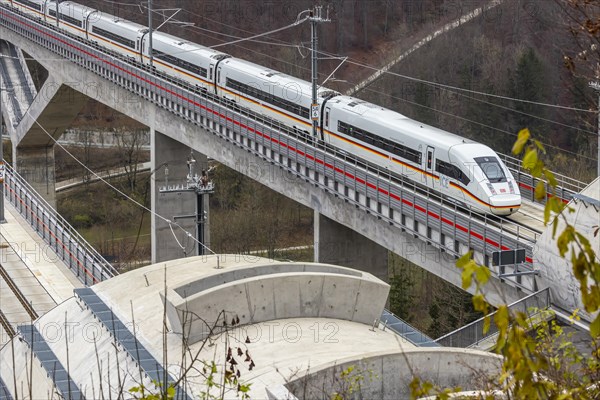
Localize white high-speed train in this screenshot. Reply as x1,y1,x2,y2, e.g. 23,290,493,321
2,0,521,215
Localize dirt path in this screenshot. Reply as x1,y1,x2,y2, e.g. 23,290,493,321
345,0,505,96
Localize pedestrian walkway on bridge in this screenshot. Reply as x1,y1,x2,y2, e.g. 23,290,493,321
0,200,82,346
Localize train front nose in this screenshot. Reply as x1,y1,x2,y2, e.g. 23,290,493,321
489,194,521,215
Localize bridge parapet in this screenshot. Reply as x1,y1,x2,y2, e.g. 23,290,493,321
435,287,551,348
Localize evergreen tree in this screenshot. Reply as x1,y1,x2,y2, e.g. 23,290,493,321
511,48,547,133
388,266,415,322
414,82,436,125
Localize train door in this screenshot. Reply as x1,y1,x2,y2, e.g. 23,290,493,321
426,146,435,188
323,107,331,141
141,38,146,63
215,66,221,94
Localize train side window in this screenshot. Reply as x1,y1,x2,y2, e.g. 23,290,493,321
436,160,470,185
427,151,432,169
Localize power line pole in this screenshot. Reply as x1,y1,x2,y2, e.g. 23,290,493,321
590,81,600,178
160,151,214,256
148,0,153,66
308,6,330,139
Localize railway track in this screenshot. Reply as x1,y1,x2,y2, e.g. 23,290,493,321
0,263,38,321
0,262,40,345
0,309,16,339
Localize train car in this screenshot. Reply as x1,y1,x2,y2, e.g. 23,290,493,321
46,1,92,33
149,31,229,92
322,96,521,215
217,58,333,133
4,0,45,18
86,8,146,59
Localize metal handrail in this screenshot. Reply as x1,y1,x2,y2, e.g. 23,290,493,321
435,287,551,348
498,152,588,195
381,309,439,347
3,161,118,284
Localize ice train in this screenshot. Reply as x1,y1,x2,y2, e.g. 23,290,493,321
1,0,521,215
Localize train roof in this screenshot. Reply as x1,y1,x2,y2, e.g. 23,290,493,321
221,58,332,96
330,95,476,148
56,1,95,15
92,9,147,32
152,31,229,60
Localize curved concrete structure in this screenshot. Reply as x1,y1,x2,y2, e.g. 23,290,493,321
281,348,502,399
164,262,388,344
536,177,600,322
0,255,506,399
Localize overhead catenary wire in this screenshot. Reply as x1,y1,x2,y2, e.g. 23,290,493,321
139,0,596,114
141,9,596,131
51,0,598,162
89,0,600,128
208,17,309,49
146,10,599,146
12,1,596,161
365,85,598,162
439,86,599,137
316,48,598,114
3,0,591,162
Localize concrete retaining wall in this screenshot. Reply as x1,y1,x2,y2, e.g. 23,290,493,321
281,348,503,399
536,177,600,322
163,263,389,344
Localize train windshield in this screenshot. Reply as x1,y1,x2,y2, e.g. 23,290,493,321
474,156,506,183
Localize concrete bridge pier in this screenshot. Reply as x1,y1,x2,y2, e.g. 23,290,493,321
314,212,389,282
151,129,210,263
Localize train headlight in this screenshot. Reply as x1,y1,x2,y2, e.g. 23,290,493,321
508,180,515,194
486,182,497,195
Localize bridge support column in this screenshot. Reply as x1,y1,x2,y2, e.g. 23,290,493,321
151,130,209,263
314,212,389,282
14,145,56,207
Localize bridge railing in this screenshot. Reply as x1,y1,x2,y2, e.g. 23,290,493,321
434,287,551,348
498,153,587,205
3,161,118,285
